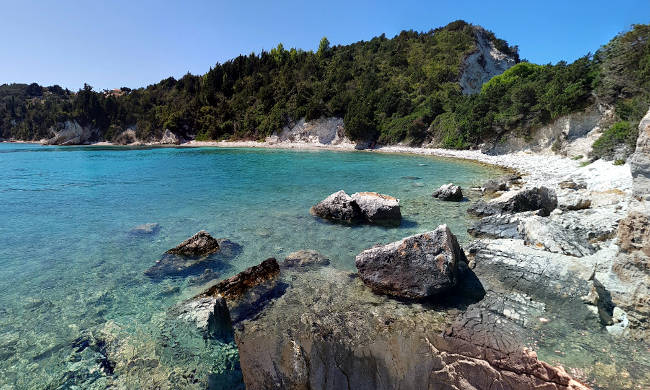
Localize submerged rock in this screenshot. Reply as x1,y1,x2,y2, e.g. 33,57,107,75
165,231,221,257
282,250,330,270
310,190,362,223
129,223,160,235
355,225,466,299
311,190,401,225
351,192,401,225
468,186,558,217
432,183,463,201
145,237,241,279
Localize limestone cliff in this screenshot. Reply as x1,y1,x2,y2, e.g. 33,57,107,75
459,28,517,95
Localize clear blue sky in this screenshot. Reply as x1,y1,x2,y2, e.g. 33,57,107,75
2,0,648,91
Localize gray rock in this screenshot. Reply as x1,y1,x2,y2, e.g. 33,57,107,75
468,213,527,239
629,107,650,200
468,186,558,217
558,180,586,190
523,216,596,257
165,231,221,257
561,194,592,210
481,173,522,194
310,190,362,223
351,192,401,225
432,183,463,201
282,250,330,270
355,225,466,299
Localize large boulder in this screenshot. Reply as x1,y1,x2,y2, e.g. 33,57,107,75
165,231,221,257
310,190,362,223
311,190,401,225
355,225,466,299
468,187,558,217
351,192,401,225
481,174,522,195
432,183,463,201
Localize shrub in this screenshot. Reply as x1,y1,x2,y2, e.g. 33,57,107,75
591,121,638,160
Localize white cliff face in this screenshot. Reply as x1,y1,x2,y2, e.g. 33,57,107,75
267,117,353,146
42,120,98,145
629,107,650,199
459,29,517,95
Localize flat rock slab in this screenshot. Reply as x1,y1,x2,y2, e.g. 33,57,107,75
355,225,466,299
282,250,330,270
468,186,558,217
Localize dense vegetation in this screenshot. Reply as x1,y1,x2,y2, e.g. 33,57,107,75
1,21,649,160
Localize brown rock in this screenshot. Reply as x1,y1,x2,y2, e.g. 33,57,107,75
201,258,280,301
165,231,220,257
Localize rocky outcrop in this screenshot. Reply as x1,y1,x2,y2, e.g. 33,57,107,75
282,250,330,270
351,192,401,225
42,120,98,145
629,107,650,200
268,117,351,146
165,231,221,257
159,129,180,145
459,27,517,94
468,186,558,217
311,190,401,225
432,183,463,201
355,225,466,299
230,265,589,390
310,190,362,223
200,258,280,301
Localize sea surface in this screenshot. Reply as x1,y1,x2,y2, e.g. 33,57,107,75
0,143,505,389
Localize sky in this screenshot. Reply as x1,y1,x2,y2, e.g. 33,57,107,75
2,0,649,91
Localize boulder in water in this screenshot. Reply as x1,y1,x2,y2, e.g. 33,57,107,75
351,192,401,225
432,183,463,201
310,190,362,223
165,231,221,257
355,225,466,299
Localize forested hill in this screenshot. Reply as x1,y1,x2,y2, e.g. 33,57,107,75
0,20,518,144
1,20,649,156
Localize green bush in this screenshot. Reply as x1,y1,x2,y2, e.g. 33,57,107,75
591,121,638,160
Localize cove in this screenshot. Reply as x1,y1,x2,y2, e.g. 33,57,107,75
0,143,503,388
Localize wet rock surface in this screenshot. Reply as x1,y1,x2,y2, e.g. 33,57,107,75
165,231,221,257
282,250,330,270
432,183,463,201
145,238,241,279
355,225,465,299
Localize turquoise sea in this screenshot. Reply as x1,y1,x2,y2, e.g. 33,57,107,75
0,143,506,389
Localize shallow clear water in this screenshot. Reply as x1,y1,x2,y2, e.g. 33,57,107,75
0,143,504,389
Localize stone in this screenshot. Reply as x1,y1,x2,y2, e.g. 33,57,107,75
355,225,466,299
562,195,592,211
559,179,586,190
351,192,401,225
617,211,650,256
282,250,330,270
129,223,160,235
165,231,221,257
432,183,463,201
468,213,527,239
201,258,280,301
629,107,650,200
159,129,180,145
187,269,220,286
170,295,232,338
481,173,521,194
310,190,362,223
145,237,241,279
523,216,596,257
468,186,558,217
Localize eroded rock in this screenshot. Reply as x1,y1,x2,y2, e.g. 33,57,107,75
355,225,466,299
310,190,362,223
432,183,463,201
129,223,160,235
468,186,558,217
165,231,221,257
351,192,401,225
